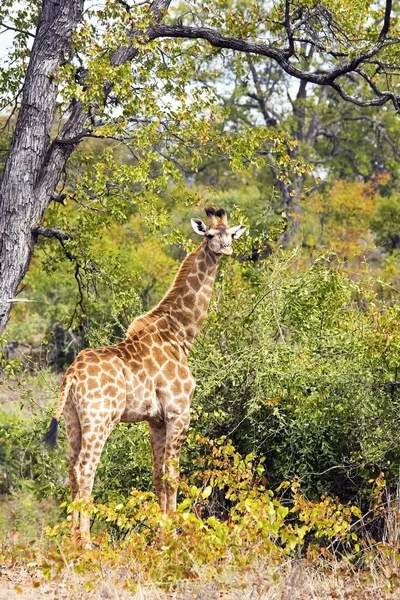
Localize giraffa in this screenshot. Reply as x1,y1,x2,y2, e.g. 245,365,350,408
44,207,246,545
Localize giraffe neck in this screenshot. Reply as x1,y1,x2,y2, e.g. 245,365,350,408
166,243,221,351
127,242,221,352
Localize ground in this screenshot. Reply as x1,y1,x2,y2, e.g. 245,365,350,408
0,562,398,600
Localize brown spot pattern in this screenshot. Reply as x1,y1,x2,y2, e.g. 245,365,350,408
53,234,230,544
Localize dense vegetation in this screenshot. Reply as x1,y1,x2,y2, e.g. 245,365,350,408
1,0,400,596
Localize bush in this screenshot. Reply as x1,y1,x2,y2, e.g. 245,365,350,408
3,250,400,516
190,251,400,502
41,438,360,587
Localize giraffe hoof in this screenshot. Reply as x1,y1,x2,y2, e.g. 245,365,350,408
78,535,93,550
81,538,101,550
82,541,93,550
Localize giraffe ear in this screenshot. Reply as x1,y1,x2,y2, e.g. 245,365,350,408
191,218,207,236
229,225,246,239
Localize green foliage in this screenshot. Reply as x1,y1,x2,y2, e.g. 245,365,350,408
0,404,67,500
189,250,400,501
0,488,60,541
371,196,400,253
0,1,37,111
40,438,359,587
94,423,153,504
6,209,178,346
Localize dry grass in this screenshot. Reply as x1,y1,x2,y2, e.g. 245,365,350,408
0,556,399,600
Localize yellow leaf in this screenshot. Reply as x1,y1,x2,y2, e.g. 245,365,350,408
201,485,213,499
351,505,362,518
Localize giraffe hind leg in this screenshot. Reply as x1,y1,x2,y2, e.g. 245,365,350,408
73,417,121,546
64,400,82,540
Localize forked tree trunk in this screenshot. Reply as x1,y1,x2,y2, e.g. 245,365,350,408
0,0,85,335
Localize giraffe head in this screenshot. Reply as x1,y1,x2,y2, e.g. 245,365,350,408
191,207,246,256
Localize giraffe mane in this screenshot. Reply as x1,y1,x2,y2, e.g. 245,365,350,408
127,245,202,338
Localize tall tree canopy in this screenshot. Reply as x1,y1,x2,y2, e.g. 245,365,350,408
0,0,399,335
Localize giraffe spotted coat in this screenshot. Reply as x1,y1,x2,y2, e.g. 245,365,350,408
44,207,246,545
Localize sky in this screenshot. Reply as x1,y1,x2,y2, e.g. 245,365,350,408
0,29,15,60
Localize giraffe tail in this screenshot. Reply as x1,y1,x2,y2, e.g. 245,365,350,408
43,372,74,449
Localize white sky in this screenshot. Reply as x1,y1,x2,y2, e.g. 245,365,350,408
0,30,15,62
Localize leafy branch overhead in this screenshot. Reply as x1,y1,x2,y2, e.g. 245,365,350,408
51,0,400,153
0,0,399,336
150,0,400,110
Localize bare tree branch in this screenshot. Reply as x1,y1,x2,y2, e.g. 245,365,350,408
54,129,92,145
283,0,295,59
246,58,273,126
0,21,35,38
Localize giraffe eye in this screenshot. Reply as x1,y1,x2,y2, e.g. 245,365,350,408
206,233,214,239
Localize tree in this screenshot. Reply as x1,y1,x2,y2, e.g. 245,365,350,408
0,0,399,335
183,22,400,240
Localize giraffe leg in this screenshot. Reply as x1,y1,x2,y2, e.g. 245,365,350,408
73,419,119,546
164,411,191,514
149,421,167,512
64,400,81,540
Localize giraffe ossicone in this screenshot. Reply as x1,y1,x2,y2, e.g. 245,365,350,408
44,207,246,546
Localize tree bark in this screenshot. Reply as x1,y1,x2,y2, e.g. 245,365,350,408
0,0,175,337
0,0,85,334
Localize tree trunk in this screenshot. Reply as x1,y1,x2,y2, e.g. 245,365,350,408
0,0,85,335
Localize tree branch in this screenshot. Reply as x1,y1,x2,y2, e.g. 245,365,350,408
283,0,295,59
32,226,72,241
54,129,92,145
148,21,400,110
28,0,400,221
379,0,392,43
151,0,171,22
51,193,67,204
247,58,273,126
325,0,393,81
35,0,173,198
0,21,35,38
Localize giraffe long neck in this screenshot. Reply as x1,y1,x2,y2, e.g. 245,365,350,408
127,242,221,352
166,243,221,351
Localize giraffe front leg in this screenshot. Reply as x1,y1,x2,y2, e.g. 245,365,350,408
164,411,191,514
68,459,80,540
149,421,167,513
